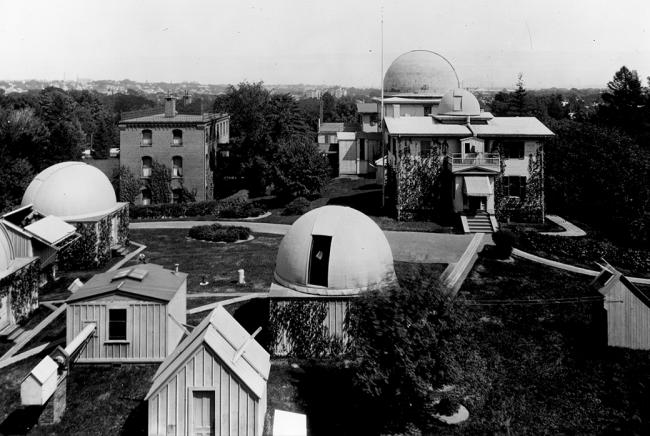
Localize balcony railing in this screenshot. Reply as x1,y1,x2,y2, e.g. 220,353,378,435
450,153,500,171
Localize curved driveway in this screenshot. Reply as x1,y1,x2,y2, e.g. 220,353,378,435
129,220,474,264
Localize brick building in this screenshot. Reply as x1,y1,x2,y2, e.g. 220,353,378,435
119,96,229,204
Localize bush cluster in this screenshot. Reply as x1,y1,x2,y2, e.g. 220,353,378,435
282,197,310,215
515,230,650,274
188,223,251,243
129,190,260,220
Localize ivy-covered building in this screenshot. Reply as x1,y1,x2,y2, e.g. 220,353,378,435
269,205,397,357
21,162,129,269
119,95,230,204
380,50,554,231
0,223,40,335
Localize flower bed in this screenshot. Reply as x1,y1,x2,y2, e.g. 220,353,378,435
188,223,251,243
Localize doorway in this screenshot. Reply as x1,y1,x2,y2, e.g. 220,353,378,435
468,196,487,213
191,390,215,436
308,235,332,287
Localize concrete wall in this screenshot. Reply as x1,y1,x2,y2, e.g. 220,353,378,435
120,125,210,203
67,295,169,362
148,344,261,436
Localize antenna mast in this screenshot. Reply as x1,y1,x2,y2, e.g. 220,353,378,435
380,6,386,209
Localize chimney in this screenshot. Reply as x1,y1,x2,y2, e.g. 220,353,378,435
165,95,177,118
174,263,179,274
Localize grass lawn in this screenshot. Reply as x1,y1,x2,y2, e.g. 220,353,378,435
447,256,650,434
129,229,283,294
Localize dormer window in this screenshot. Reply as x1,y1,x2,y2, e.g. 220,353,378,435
141,129,152,146
172,129,183,146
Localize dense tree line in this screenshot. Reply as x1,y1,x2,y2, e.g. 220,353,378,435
212,82,331,198
489,68,650,245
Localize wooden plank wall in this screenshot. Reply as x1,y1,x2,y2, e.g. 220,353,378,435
148,346,259,436
606,282,650,349
4,225,33,258
273,298,350,356
67,301,167,362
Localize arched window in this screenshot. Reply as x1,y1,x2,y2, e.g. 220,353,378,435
172,129,183,146
142,156,152,178
172,156,183,177
142,129,152,146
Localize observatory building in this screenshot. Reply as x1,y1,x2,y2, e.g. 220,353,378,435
269,205,396,356
378,50,554,232
21,162,129,269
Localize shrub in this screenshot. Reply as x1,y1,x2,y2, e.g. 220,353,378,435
347,275,465,432
271,138,331,199
188,223,251,243
433,397,460,416
283,197,310,216
218,202,266,219
492,230,516,259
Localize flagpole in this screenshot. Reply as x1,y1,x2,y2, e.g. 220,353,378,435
380,6,386,209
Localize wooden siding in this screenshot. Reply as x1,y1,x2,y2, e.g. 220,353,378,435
605,281,650,349
3,225,33,258
67,298,168,362
148,345,260,436
273,299,350,356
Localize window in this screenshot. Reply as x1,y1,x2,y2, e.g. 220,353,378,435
318,135,325,144
424,106,432,116
421,140,434,158
141,189,152,205
172,156,183,177
502,142,525,159
141,156,152,178
359,139,366,160
141,129,152,146
464,142,476,154
108,308,127,341
503,176,527,199
172,129,183,146
308,235,332,287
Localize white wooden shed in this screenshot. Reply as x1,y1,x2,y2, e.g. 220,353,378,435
595,264,650,350
65,263,187,363
145,305,270,436
20,355,59,406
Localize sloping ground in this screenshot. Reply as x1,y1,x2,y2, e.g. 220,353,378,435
448,257,650,435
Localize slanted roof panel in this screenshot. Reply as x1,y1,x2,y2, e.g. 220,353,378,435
356,103,378,113
472,117,555,137
318,122,345,133
384,117,471,136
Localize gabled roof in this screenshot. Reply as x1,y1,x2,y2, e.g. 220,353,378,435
146,305,270,400
595,264,650,308
66,263,186,303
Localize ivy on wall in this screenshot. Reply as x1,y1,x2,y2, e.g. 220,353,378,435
394,150,443,221
495,147,544,223
116,205,130,246
0,258,40,324
269,300,346,358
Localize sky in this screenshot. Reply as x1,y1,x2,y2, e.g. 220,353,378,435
1,0,649,89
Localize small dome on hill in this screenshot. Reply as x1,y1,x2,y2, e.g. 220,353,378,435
438,88,481,116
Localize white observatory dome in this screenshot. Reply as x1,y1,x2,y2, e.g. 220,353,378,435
438,88,481,116
274,206,396,296
384,50,460,96
22,162,118,221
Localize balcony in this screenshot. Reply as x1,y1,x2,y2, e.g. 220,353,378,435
450,153,500,173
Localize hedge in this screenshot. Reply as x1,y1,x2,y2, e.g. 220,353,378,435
188,223,251,243
129,190,259,220
515,230,650,274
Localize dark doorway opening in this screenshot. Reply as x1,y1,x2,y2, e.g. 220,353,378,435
308,235,332,287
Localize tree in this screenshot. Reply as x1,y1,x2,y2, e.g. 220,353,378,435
112,165,141,204
149,160,171,204
270,138,330,199
347,274,465,432
0,158,34,213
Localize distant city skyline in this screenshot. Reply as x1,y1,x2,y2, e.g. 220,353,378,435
1,0,648,90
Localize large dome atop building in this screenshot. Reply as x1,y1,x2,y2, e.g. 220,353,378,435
438,88,481,116
384,50,460,96
273,206,396,296
22,162,118,221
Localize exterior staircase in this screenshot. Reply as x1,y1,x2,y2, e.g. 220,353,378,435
461,211,497,233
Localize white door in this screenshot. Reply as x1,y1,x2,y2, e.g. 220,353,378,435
192,390,215,436
111,216,119,246
0,294,10,331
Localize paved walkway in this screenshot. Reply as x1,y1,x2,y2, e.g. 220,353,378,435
542,215,587,237
130,221,474,265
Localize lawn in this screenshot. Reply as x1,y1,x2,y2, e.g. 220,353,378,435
446,256,650,434
128,229,283,294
